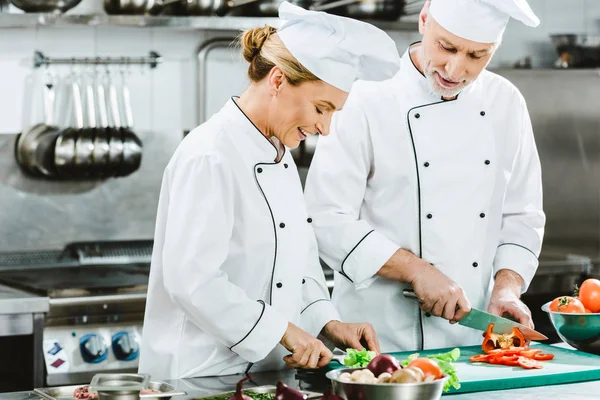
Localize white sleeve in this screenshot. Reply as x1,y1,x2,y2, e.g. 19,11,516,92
305,90,400,289
161,154,289,363
300,225,341,337
493,96,546,293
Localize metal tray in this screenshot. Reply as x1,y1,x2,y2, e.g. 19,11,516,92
34,381,187,400
194,385,322,399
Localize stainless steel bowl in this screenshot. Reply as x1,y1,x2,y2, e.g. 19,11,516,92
542,302,600,355
326,368,447,400
10,0,83,13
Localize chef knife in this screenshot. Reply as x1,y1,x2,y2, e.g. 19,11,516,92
402,289,548,341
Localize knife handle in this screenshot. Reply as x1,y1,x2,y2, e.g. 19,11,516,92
402,289,420,301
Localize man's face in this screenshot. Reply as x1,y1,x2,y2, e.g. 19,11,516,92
418,3,497,98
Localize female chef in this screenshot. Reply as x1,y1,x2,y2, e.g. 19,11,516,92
138,2,401,380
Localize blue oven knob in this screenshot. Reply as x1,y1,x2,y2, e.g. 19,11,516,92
111,331,139,361
79,334,108,363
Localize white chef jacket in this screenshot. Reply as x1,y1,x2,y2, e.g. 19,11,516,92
138,98,340,380
304,46,545,352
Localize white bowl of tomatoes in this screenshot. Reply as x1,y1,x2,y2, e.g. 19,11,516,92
542,278,600,355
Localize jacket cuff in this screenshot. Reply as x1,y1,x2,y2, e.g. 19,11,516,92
493,243,539,293
341,230,400,290
229,301,288,362
301,299,341,338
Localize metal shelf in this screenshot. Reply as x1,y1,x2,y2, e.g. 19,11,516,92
0,13,418,31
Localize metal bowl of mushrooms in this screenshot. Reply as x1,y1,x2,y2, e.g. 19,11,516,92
326,366,447,400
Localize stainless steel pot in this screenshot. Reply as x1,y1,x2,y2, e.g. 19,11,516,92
118,75,142,177
104,0,261,16
10,0,83,13
73,77,97,178
55,78,84,179
92,77,111,178
107,79,125,177
311,0,405,21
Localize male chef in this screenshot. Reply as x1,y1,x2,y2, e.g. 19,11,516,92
304,0,546,351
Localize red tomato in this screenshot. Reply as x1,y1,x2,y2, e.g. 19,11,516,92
533,353,554,361
408,358,443,379
579,279,600,313
549,296,586,313
517,356,543,369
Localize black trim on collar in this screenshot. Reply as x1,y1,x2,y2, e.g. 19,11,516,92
230,300,267,351
497,243,538,258
408,41,426,79
231,96,286,163
301,298,330,314
253,162,279,305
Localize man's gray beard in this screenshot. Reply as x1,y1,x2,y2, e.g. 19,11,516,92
425,70,470,98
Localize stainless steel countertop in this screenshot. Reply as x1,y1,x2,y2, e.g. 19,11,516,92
4,344,600,400
0,284,48,315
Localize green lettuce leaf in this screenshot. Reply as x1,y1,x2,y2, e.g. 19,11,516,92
400,348,461,392
343,348,376,368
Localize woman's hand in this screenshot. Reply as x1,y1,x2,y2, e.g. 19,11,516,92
321,320,381,354
280,322,333,369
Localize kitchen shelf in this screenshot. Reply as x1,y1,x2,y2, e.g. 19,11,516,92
0,13,418,31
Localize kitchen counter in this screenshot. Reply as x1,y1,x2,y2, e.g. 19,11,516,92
3,367,600,400
0,283,48,315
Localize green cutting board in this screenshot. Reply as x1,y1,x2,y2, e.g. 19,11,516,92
328,344,600,395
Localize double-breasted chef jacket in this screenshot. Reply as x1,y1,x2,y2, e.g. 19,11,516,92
138,98,340,380
304,45,546,352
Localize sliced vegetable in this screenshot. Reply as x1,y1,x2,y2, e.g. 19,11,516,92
343,348,376,368
367,354,401,376
482,323,525,353
469,354,491,363
517,356,543,369
533,353,554,361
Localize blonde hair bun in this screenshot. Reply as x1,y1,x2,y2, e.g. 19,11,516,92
241,25,278,63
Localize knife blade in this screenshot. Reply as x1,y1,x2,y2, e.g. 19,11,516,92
402,289,548,341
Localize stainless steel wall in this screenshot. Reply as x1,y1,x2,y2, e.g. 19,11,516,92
495,69,600,262
1,69,600,264
0,131,182,252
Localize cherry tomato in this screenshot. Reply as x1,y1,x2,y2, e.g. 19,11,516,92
549,296,586,313
517,356,543,369
579,279,600,313
407,358,443,379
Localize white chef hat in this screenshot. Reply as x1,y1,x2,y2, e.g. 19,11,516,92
277,1,401,92
429,0,540,44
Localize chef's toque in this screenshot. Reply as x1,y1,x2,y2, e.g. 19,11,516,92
429,0,540,43
277,1,401,92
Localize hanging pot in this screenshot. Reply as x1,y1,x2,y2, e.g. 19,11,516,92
311,0,406,21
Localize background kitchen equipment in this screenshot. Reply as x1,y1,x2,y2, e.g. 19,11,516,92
309,0,422,21
14,52,161,181
103,0,265,16
551,34,600,68
9,0,83,13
